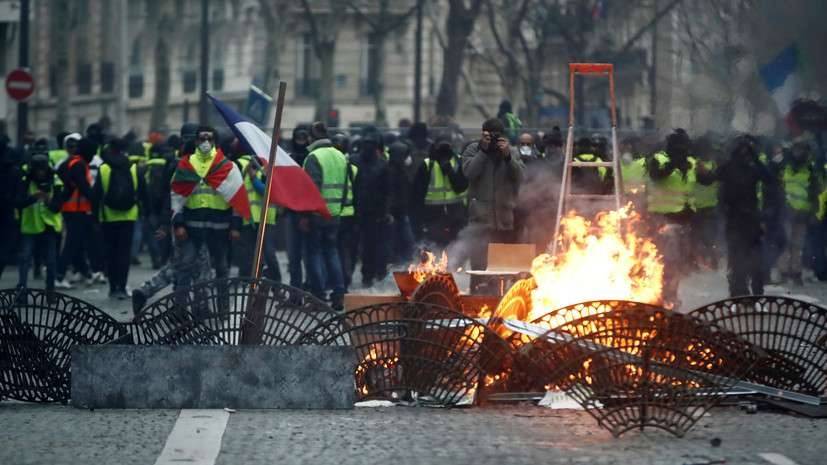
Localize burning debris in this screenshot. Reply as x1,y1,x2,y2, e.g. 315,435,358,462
530,205,664,320
408,250,449,283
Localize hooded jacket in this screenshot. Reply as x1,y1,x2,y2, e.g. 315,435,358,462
461,141,524,231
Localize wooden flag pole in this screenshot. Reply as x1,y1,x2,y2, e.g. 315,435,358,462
241,81,286,345
251,81,287,280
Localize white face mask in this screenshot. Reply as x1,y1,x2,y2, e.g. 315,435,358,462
404,156,413,167
198,141,213,154
622,152,634,163
519,146,533,157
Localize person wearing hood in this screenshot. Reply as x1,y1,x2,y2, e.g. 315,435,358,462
355,133,391,287
15,153,66,297
497,100,522,142
405,122,431,182
716,135,772,296
413,132,468,247
171,126,242,298
388,141,415,265
56,137,97,289
778,140,820,285
93,138,148,299
0,134,22,281
517,132,541,163
461,118,524,292
283,125,311,289
131,123,212,313
302,122,348,308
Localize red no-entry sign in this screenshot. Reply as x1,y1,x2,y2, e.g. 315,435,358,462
6,68,35,102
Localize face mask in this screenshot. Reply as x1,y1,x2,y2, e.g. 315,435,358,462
198,141,213,154
519,146,533,157
622,152,634,163
404,156,413,167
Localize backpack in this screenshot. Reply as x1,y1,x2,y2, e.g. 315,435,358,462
146,159,169,205
104,164,136,211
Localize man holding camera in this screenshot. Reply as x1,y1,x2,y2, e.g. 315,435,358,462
16,153,65,296
461,118,525,292
414,131,468,247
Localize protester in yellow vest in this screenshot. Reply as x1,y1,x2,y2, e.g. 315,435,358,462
413,132,468,246
646,129,700,308
778,141,819,285
690,136,721,270
15,154,65,297
302,122,347,309
172,127,242,300
571,137,609,195
92,139,148,300
235,152,281,282
49,132,81,168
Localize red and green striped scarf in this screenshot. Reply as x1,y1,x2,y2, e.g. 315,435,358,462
170,149,250,219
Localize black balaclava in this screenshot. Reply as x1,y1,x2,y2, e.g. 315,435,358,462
76,138,99,163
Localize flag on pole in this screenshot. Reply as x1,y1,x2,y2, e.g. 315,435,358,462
208,94,331,218
759,44,801,116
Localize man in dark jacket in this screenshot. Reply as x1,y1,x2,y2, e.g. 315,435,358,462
285,125,311,289
461,118,525,291
93,138,149,299
388,141,415,265
0,135,21,280
355,133,391,286
716,135,772,296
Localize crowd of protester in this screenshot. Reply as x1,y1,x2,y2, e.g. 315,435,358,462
1,98,826,311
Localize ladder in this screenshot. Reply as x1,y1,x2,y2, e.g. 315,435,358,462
551,63,624,256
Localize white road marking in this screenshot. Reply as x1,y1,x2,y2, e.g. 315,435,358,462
759,452,800,465
154,410,230,465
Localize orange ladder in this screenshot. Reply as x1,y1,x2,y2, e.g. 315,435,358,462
551,63,624,256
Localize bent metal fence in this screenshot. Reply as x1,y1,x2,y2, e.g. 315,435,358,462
690,296,827,397
296,302,513,405
1,285,825,437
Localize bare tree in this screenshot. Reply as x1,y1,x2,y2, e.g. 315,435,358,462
257,0,291,96
434,0,485,118
483,0,684,126
345,0,418,125
299,0,341,122
426,4,489,119
50,0,72,132
148,0,175,132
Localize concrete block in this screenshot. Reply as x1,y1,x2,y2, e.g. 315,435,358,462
71,345,356,409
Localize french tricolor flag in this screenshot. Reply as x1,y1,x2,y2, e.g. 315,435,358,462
759,44,801,116
209,94,331,218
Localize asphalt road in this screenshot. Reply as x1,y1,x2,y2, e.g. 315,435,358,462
3,256,827,464
0,404,824,465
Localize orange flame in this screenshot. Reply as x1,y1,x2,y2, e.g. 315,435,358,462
408,250,449,283
528,204,664,322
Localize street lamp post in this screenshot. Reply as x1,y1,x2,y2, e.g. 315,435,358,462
199,0,210,124
413,0,423,123
17,0,30,145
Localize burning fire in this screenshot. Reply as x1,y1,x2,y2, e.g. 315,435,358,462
409,250,449,283
529,205,664,322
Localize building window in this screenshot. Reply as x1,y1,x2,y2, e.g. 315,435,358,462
75,62,92,95
360,33,380,97
128,74,144,98
100,61,115,93
295,33,319,98
212,69,224,91
182,69,197,94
